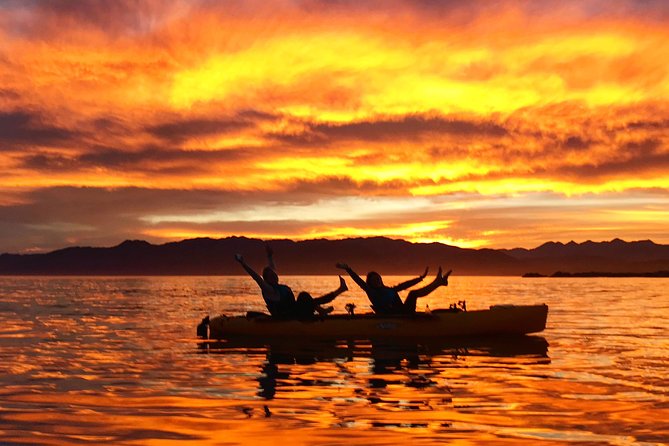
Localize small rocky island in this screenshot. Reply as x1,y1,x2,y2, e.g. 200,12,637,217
523,271,669,278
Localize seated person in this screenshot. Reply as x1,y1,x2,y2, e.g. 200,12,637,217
235,251,296,318
294,276,348,320
235,243,347,318
336,263,451,314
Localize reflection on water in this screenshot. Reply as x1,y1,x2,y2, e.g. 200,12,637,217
202,336,549,420
191,335,553,442
1,276,668,445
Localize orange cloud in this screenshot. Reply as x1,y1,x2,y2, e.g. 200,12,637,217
1,0,669,252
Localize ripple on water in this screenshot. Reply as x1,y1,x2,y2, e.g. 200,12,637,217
0,276,668,444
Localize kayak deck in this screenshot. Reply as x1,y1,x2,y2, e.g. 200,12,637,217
208,304,548,339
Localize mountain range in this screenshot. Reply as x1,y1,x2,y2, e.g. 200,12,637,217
1,236,669,276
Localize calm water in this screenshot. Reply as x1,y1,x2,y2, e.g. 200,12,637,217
0,276,668,445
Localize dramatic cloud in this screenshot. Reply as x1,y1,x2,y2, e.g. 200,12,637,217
270,115,508,148
18,147,259,175
145,110,277,142
0,111,79,149
1,0,669,252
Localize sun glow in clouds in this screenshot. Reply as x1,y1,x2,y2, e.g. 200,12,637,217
1,0,669,253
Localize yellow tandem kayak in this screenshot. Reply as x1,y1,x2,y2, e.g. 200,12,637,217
207,304,548,339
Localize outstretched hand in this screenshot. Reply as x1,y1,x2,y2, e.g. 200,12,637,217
420,267,429,278
316,305,334,316
439,268,453,286
264,242,273,257
335,262,349,270
234,253,244,263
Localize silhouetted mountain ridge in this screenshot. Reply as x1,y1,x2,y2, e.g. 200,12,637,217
1,236,668,276
501,238,669,262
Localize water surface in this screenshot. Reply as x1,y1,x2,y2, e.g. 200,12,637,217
0,276,668,445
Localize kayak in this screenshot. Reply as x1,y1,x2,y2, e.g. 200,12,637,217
207,304,548,340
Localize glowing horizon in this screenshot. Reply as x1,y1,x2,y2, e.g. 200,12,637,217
1,0,668,253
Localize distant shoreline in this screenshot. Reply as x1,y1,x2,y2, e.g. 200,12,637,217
3,236,669,276
523,271,669,278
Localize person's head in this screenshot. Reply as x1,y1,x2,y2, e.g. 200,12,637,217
262,266,279,285
296,291,313,303
366,271,384,288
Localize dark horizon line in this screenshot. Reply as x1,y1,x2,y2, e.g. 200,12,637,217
2,234,664,257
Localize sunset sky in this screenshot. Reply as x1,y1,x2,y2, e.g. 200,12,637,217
1,0,668,253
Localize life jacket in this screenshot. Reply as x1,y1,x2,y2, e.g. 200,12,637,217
267,283,296,317
369,287,404,314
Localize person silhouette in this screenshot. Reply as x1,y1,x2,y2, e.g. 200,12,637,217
294,276,348,320
336,263,451,314
235,243,347,318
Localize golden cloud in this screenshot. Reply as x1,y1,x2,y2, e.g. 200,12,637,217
1,0,668,251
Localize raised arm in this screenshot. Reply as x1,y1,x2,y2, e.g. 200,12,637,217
393,267,429,291
336,263,370,293
265,242,276,271
234,254,275,295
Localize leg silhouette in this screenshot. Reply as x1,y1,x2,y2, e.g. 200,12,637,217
403,267,451,313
